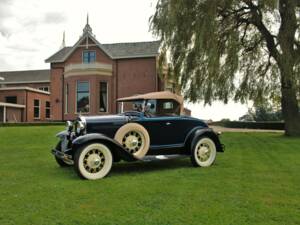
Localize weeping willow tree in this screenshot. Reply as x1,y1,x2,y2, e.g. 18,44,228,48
151,0,300,136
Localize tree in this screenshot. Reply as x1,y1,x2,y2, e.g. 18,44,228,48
151,0,300,136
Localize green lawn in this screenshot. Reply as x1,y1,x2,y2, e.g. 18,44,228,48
0,126,299,225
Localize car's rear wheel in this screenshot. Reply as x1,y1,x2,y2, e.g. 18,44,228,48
74,143,113,180
191,137,216,167
54,141,73,167
114,123,150,159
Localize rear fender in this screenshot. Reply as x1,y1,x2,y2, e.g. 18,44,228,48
72,133,137,162
185,127,224,153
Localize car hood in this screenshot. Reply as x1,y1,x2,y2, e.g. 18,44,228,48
81,114,128,124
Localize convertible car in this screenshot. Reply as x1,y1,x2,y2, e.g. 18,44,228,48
52,91,224,180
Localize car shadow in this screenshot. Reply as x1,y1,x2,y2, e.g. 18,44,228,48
110,158,192,176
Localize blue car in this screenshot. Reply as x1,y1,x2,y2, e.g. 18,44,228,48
52,91,224,180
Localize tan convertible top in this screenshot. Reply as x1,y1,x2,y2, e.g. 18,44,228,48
117,91,184,105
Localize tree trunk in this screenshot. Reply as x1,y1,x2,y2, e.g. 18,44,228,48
279,65,300,136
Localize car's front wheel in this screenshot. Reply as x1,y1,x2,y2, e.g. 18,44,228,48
74,143,113,180
191,137,216,167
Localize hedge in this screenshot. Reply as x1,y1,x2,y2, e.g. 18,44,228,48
212,121,285,130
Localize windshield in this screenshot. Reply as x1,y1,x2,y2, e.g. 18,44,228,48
118,99,181,117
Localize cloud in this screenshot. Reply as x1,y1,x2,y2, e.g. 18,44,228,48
0,0,14,36
43,12,66,24
6,44,39,52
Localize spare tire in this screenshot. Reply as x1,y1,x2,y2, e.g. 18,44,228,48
114,123,150,159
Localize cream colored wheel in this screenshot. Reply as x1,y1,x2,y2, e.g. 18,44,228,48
114,123,150,159
74,143,113,180
191,137,216,167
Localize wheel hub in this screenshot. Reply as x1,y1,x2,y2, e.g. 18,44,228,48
122,131,143,154
83,149,105,173
197,145,211,162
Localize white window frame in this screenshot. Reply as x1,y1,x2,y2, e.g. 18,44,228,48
99,81,108,113
75,80,90,114
38,86,50,92
34,99,40,119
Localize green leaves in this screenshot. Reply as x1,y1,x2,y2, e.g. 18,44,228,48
150,0,298,107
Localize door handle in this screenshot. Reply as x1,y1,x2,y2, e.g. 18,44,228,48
166,122,171,125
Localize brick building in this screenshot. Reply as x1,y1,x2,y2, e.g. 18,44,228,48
0,20,182,123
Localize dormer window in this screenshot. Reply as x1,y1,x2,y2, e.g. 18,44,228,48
83,50,96,63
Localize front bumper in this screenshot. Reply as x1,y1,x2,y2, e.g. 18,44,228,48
51,148,73,163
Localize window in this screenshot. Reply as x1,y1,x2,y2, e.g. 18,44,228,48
76,81,90,113
45,101,50,119
163,101,174,109
99,82,108,112
65,84,68,114
5,96,17,104
34,99,40,119
144,100,178,117
83,51,96,63
39,86,49,92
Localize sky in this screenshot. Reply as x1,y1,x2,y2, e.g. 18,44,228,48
0,0,249,120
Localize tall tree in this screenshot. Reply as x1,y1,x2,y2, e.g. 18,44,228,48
151,0,300,136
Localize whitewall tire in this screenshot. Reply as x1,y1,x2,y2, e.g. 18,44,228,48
74,143,113,180
114,123,150,159
191,137,216,167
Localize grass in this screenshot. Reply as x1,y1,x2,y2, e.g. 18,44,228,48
0,126,300,225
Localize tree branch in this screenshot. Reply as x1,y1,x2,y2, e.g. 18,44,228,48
243,0,280,61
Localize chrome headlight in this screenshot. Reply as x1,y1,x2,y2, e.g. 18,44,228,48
66,121,73,132
76,121,86,134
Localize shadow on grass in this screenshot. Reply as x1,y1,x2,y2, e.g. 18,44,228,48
110,158,192,176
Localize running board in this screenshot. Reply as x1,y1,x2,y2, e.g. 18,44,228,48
141,154,188,162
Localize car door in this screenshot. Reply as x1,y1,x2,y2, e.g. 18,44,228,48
139,116,192,146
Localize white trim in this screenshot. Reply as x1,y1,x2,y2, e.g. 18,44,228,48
3,106,6,123
75,80,90,114
0,102,25,108
33,99,40,119
65,83,68,114
0,87,50,95
38,86,50,92
0,80,50,84
45,32,113,63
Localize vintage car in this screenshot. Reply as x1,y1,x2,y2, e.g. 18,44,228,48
51,91,224,180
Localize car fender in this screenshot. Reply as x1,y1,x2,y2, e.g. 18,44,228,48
72,133,137,162
185,127,224,152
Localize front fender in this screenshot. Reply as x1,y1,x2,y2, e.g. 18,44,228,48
185,127,224,153
72,133,136,162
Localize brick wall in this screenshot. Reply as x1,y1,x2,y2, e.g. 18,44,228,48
50,64,64,120
0,89,50,122
116,57,158,98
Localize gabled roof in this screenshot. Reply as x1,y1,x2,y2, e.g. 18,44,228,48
0,69,50,84
46,21,161,63
45,40,161,63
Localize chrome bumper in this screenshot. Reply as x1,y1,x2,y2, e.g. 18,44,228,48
51,148,73,163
